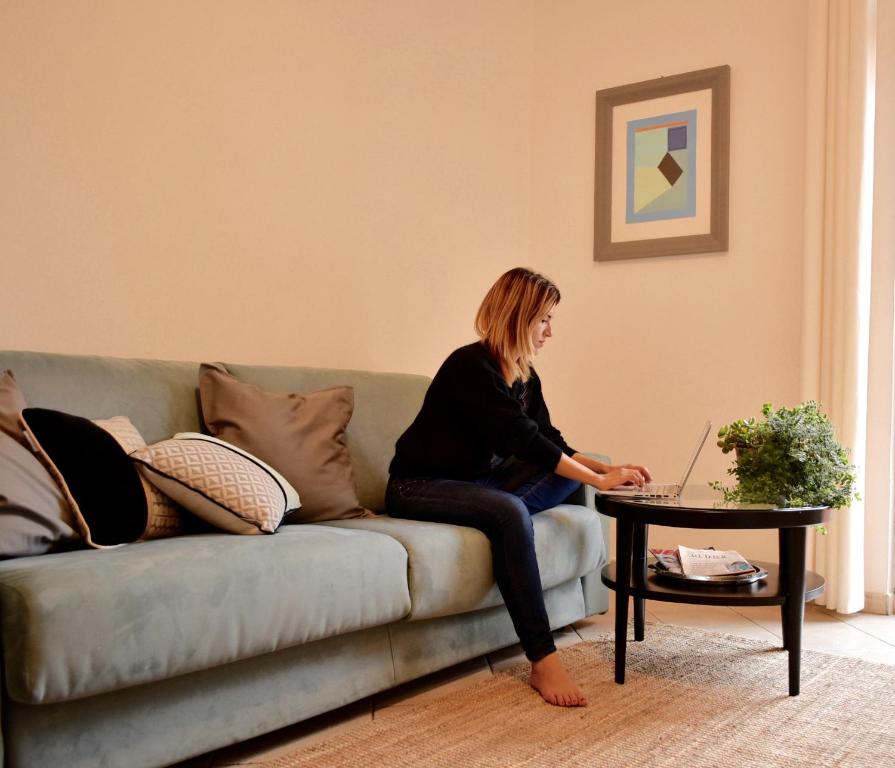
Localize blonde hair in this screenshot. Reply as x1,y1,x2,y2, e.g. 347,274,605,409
474,267,560,384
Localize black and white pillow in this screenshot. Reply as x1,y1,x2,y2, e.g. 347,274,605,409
19,408,147,548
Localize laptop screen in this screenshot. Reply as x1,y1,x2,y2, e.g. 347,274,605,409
677,420,713,490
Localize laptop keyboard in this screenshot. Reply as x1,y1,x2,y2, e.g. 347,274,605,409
639,483,679,497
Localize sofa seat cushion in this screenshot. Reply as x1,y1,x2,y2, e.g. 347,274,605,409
0,527,410,704
323,504,605,621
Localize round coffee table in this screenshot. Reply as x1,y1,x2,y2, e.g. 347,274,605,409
595,494,831,696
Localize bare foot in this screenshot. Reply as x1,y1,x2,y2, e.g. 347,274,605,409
529,652,587,707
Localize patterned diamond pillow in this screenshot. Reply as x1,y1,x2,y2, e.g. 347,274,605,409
132,433,301,534
93,416,189,540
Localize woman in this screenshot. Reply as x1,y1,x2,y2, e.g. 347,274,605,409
386,267,651,707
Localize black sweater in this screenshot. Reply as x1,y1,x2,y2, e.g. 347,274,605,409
389,342,577,480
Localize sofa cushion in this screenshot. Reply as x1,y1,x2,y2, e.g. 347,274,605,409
0,352,434,512
0,526,411,704
0,351,203,446
323,504,606,621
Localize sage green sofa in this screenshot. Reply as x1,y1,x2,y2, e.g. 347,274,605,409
0,350,609,768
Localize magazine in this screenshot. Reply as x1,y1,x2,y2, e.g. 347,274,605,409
676,545,758,577
648,548,684,575
647,546,764,585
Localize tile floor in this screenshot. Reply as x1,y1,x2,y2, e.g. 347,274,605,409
174,602,895,767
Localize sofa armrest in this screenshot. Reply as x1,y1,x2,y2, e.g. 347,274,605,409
565,452,611,616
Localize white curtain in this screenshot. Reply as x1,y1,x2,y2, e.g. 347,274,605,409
863,1,895,616
801,0,882,614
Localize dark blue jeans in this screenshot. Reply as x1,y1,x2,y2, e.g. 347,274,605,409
385,469,582,662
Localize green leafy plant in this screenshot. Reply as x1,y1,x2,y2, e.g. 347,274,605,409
709,402,858,510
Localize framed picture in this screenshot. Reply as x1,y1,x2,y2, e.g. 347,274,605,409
594,65,730,261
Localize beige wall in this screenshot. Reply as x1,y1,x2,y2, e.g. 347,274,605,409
2,1,813,560
528,0,810,560
1,0,536,372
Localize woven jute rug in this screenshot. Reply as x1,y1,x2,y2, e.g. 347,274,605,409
261,624,895,768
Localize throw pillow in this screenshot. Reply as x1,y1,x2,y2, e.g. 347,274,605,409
93,416,189,540
131,433,300,535
198,365,372,523
0,370,27,445
0,430,83,558
19,408,148,548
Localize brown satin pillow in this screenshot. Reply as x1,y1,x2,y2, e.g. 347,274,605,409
198,365,371,523
0,370,28,445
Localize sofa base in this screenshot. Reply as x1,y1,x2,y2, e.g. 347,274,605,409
4,579,589,768
4,626,396,768
389,577,585,684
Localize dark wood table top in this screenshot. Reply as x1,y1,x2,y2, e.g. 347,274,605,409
595,493,832,529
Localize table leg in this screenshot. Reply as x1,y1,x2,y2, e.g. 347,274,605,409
780,526,808,696
614,518,634,684
633,523,648,641
778,533,789,651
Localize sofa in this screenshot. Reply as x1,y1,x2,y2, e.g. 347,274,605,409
0,350,610,768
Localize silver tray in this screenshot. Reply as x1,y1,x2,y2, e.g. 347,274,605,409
649,565,768,586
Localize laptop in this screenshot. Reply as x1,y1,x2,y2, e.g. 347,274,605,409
598,420,712,498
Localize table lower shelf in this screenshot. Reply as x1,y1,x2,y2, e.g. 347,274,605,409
601,560,825,606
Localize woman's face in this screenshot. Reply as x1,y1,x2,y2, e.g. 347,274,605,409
531,308,554,354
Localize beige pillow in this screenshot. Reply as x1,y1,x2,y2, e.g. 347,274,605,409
93,416,188,540
198,365,372,523
132,433,300,535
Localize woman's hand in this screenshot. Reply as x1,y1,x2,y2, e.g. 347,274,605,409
596,465,649,491
555,454,652,491
612,463,652,483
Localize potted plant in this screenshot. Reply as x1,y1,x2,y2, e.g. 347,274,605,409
710,401,859,510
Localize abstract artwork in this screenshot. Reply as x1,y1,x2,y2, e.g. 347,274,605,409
627,109,696,223
594,66,729,261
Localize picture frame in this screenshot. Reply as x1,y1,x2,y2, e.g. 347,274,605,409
594,65,730,261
